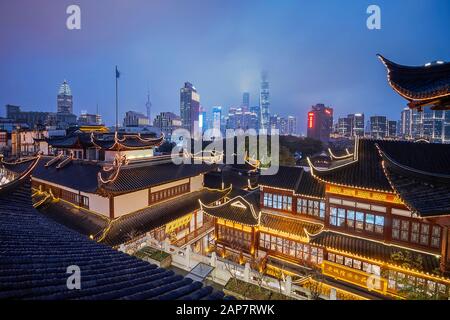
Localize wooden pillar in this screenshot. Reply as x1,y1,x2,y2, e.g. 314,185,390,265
109,196,115,219
440,226,449,275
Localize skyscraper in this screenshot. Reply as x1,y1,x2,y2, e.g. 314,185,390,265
370,116,387,139
400,107,450,143
348,113,365,137
212,106,222,133
287,116,297,136
242,92,250,110
306,104,333,143
57,80,73,114
388,120,398,137
180,82,200,136
259,72,270,131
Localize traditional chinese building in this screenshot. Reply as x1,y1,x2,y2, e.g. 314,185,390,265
2,132,227,252
201,140,450,299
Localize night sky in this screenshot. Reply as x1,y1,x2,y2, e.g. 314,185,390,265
1,0,449,134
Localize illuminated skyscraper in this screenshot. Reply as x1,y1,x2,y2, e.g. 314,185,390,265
180,82,200,136
306,104,333,142
259,71,270,131
242,92,250,110
57,80,73,114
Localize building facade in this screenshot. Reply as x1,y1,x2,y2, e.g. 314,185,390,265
180,82,200,136
260,72,270,131
307,104,333,143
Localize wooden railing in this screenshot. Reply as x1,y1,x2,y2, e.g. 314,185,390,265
174,219,215,248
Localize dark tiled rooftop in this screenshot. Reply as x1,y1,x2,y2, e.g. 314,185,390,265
0,180,231,300
102,188,230,246
378,54,450,102
310,231,441,274
259,165,325,199
200,191,260,226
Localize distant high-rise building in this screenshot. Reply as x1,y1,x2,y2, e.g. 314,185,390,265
5,104,50,129
242,92,250,109
400,108,412,138
306,104,333,143
57,80,73,114
154,112,181,141
180,82,200,136
337,117,352,137
78,112,102,126
287,116,297,135
370,116,387,139
348,113,365,137
259,72,270,131
146,90,152,125
400,107,450,143
199,109,207,133
250,106,260,131
123,111,150,127
388,120,397,137
212,106,222,133
279,117,289,135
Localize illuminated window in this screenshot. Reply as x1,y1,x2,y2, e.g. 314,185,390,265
319,201,325,219
355,212,364,231
328,253,335,262
335,255,344,265
353,259,362,270
329,207,337,226
401,220,410,241
411,222,420,243
365,214,374,232
338,208,346,227
431,226,441,248
420,224,429,245
392,219,400,239
344,257,353,268
375,215,384,234
347,210,355,228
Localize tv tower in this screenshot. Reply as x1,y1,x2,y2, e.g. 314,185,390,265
146,88,152,125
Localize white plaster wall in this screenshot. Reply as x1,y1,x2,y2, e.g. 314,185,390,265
190,174,203,192
114,189,149,217
81,192,110,217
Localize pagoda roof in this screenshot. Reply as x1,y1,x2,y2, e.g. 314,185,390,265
45,133,94,149
377,143,450,217
378,54,450,110
200,191,260,227
310,231,442,275
258,165,325,199
102,188,230,247
92,132,164,151
260,213,324,241
99,161,218,195
0,177,231,299
309,138,450,217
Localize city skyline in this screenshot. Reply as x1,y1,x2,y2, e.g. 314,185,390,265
1,0,449,133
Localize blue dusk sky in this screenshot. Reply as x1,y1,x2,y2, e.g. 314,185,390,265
0,0,449,134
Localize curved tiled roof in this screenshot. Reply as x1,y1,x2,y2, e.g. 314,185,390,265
200,192,260,226
259,166,325,199
309,139,393,192
101,188,231,247
92,133,164,151
260,213,324,240
378,55,450,107
310,231,441,275
377,143,450,217
0,179,231,300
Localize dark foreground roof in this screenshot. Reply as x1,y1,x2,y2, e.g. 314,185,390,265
310,231,441,274
378,55,450,109
377,142,450,217
0,181,231,299
259,166,325,199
